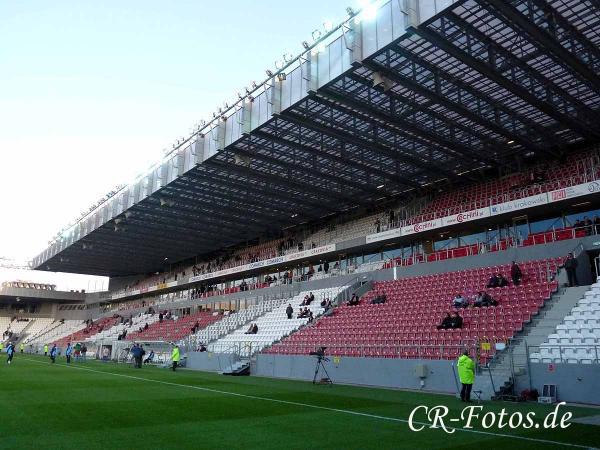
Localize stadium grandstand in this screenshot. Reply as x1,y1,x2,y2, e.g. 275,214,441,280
2,0,600,448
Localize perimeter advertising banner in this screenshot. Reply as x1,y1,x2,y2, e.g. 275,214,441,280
547,180,600,203
442,207,490,226
489,193,548,216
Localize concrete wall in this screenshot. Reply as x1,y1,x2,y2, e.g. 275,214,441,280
526,363,600,405
187,351,240,372
254,354,457,394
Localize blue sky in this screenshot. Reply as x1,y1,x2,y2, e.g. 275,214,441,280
0,0,352,278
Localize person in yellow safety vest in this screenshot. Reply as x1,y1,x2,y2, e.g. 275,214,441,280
44,344,49,356
457,349,475,402
171,344,180,371
20,343,24,353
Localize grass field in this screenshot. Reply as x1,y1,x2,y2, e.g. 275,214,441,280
0,355,598,450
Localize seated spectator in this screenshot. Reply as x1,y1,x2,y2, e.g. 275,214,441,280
487,273,508,288
320,298,328,307
437,313,453,330
300,295,309,306
371,294,386,305
450,312,463,329
307,311,314,323
251,324,258,334
143,323,149,331
452,293,467,308
348,294,360,306
286,304,293,319
244,324,254,334
307,292,314,304
143,350,155,364
473,291,498,307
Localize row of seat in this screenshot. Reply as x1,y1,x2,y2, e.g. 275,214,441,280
267,258,560,364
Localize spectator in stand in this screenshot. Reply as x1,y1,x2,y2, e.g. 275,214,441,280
245,324,255,334
511,261,523,286
307,310,314,323
487,273,508,288
452,293,467,308
144,323,149,331
473,292,497,307
323,261,329,273
437,313,453,330
348,293,360,306
584,216,593,236
307,292,315,305
574,218,584,231
563,253,579,287
451,312,463,329
375,218,381,233
251,324,258,334
286,304,293,319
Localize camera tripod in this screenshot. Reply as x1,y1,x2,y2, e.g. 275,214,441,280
312,355,333,385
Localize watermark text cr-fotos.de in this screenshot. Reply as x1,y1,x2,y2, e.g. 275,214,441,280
408,402,572,434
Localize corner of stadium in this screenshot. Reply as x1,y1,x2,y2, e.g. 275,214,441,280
2,0,600,448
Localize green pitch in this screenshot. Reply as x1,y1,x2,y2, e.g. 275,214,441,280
0,355,597,449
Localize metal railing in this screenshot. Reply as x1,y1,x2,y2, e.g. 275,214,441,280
528,343,600,364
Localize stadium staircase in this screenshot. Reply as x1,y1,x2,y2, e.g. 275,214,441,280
475,284,589,400
220,360,251,376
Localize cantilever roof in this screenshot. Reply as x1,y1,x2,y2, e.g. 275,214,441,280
33,0,600,276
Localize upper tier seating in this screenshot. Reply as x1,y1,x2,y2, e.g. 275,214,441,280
127,310,221,342
208,287,345,357
267,258,561,364
530,282,600,364
109,149,598,299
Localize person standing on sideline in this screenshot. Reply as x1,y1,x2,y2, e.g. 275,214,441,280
564,253,579,287
6,342,15,364
20,343,24,353
65,343,73,364
50,344,58,363
132,343,144,368
171,344,180,371
44,344,48,356
457,350,475,402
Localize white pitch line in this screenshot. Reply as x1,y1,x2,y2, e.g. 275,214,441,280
23,357,592,449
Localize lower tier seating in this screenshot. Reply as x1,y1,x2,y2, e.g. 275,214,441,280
267,258,561,364
208,287,345,357
55,316,122,346
126,310,221,342
530,282,600,364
